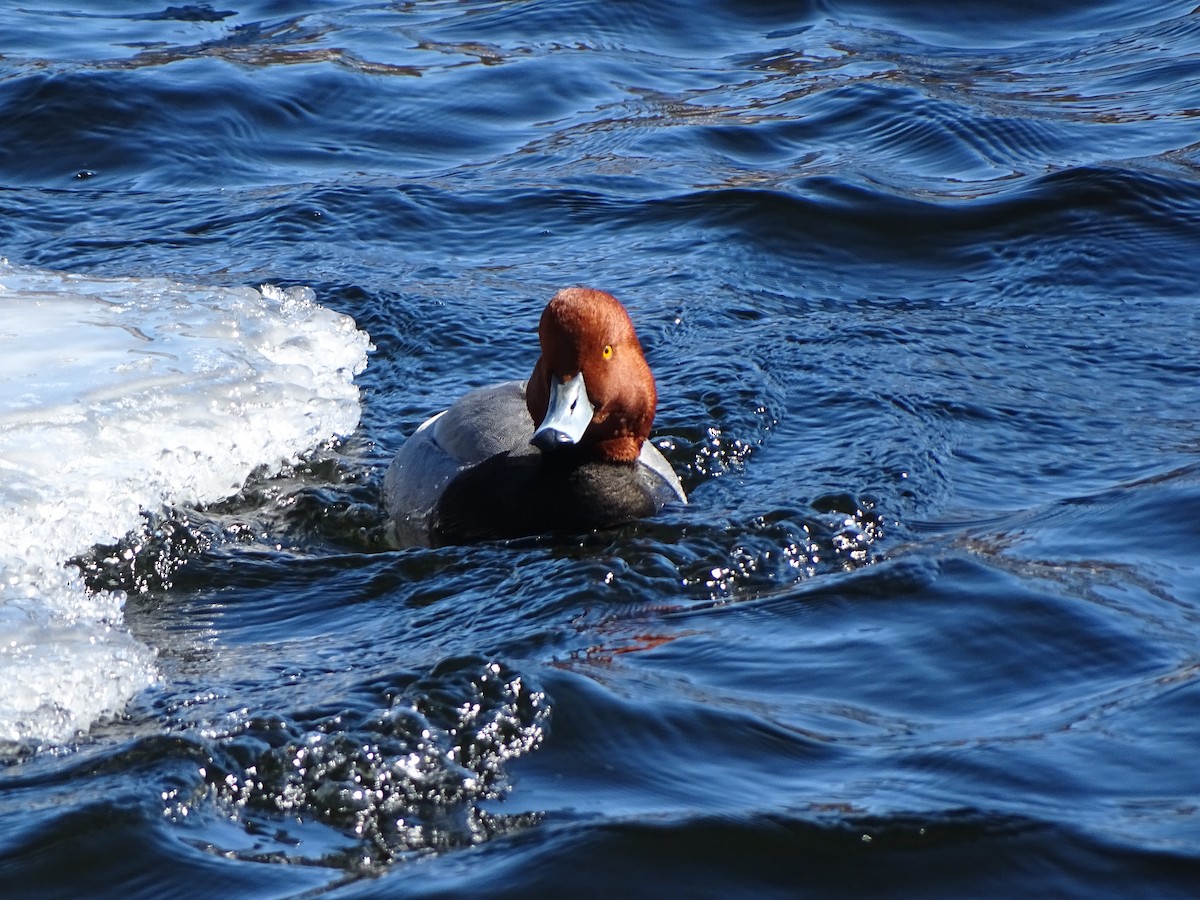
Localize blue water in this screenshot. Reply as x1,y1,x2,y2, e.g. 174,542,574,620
3,1,1200,896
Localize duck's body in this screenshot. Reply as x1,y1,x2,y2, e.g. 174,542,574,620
384,288,686,547
384,379,684,546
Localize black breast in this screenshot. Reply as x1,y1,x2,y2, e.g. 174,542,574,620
430,452,663,546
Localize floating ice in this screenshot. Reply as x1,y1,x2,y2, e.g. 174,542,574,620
0,261,370,745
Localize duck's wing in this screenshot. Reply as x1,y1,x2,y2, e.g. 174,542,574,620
636,441,688,505
384,380,534,546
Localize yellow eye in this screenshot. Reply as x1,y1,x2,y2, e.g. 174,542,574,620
602,344,613,360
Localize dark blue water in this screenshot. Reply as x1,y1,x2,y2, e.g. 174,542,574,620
3,1,1200,896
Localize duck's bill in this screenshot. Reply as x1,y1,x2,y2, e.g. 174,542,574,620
531,372,594,451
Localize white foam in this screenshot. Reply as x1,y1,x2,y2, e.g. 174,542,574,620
0,261,370,745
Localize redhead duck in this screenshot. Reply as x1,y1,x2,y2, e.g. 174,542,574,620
384,287,687,547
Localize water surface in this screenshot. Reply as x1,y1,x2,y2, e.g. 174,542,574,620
1,1,1199,896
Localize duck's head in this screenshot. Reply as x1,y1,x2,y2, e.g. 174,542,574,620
526,287,657,464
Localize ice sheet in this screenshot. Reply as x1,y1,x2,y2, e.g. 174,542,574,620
0,261,370,744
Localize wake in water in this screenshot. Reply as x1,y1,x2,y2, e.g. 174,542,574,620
0,261,369,745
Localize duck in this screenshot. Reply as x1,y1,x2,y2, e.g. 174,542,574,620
384,287,687,547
